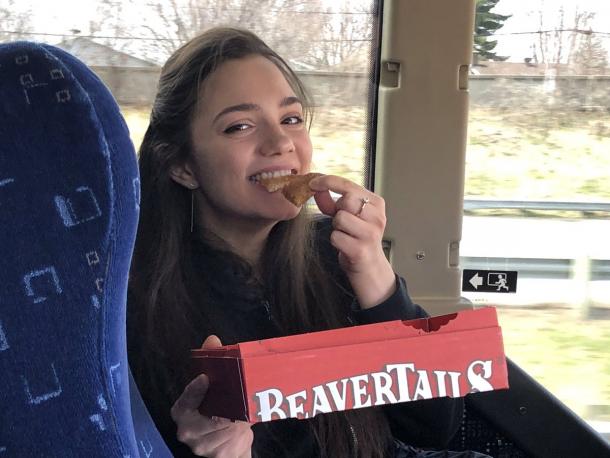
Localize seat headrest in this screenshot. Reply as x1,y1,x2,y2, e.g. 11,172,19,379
0,41,141,455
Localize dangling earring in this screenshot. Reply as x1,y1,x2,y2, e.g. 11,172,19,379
190,189,195,233
189,183,197,233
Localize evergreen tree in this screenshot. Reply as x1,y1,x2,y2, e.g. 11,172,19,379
474,0,511,61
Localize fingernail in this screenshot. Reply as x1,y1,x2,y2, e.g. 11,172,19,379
308,177,322,190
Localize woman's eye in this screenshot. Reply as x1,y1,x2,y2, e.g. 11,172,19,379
223,123,251,134
282,115,303,125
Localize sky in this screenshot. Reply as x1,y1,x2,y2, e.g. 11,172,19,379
4,0,610,63
488,0,610,61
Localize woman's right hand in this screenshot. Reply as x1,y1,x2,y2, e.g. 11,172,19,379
170,335,254,457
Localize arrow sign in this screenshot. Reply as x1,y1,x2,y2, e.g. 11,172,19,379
469,273,483,290
462,269,517,293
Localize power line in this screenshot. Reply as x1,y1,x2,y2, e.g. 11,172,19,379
95,1,374,15
0,30,177,42
4,27,608,41
0,29,373,43
3,25,608,42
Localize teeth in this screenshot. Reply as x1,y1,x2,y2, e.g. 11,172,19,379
250,169,294,182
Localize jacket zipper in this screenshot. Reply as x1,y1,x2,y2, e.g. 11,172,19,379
262,299,273,321
348,422,358,457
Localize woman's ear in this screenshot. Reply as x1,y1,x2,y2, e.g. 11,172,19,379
169,162,199,190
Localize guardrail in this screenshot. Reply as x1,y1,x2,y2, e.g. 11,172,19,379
461,257,610,281
461,200,610,314
464,199,610,212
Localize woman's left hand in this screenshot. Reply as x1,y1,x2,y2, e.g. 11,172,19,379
309,174,396,309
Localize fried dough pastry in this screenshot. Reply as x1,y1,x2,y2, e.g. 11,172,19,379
259,173,323,206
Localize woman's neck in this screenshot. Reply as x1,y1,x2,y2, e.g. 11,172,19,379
197,212,275,267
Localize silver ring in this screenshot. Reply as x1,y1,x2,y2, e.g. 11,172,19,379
356,197,370,217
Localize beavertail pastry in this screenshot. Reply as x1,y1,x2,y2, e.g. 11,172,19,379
259,173,323,207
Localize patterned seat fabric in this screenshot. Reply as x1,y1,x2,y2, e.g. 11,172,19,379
0,41,169,457
448,402,529,458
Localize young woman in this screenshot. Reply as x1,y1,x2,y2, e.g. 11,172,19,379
127,27,476,458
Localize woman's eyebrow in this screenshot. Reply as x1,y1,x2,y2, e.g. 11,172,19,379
280,96,302,107
213,103,259,124
212,97,302,124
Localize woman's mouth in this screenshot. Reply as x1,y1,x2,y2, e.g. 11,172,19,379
248,169,297,183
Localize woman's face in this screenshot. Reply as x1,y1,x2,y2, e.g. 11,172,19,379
180,55,312,229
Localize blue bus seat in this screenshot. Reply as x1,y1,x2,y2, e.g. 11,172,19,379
0,41,170,457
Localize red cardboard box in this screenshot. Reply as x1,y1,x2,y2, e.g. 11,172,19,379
191,306,508,423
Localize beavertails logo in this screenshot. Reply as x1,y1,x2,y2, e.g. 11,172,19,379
254,359,494,421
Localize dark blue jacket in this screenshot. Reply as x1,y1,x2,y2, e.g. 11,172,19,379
132,217,463,457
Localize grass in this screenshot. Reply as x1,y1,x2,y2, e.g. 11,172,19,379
121,104,610,424
496,306,610,421
466,107,610,202
308,106,369,186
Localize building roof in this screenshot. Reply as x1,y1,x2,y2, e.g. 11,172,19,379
55,37,158,68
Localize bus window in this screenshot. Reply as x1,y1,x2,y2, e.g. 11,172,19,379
462,0,610,441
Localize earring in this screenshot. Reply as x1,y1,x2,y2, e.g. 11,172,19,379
190,190,194,233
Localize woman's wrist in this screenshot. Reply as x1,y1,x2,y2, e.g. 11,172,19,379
349,260,397,310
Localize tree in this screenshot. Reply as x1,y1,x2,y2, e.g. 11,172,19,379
89,0,373,71
568,12,608,73
572,30,608,73
304,1,373,71
531,7,608,71
474,0,511,61
531,5,569,65
89,0,328,65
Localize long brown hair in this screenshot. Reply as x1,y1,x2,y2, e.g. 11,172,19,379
128,27,392,457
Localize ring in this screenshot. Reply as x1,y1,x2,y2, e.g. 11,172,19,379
356,197,371,217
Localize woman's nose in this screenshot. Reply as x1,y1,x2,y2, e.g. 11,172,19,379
259,125,295,156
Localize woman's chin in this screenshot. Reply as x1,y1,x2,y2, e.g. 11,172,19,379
283,208,304,221
263,203,303,221
275,206,302,221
